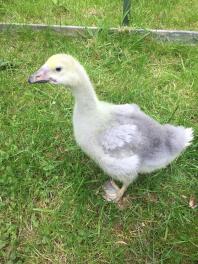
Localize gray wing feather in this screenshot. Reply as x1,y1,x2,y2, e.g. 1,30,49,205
101,124,137,151
100,124,141,159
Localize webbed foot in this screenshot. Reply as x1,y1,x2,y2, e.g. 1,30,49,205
103,180,120,202
103,180,128,202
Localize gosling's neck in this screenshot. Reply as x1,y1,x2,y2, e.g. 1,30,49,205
71,66,99,112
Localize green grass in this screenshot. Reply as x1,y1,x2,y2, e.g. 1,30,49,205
0,23,198,264
1,0,198,30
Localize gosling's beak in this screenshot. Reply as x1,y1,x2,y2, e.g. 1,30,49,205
28,66,49,84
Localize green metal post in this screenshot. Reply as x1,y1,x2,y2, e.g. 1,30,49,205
122,0,131,26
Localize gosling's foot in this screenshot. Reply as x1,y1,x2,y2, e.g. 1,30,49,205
103,180,122,202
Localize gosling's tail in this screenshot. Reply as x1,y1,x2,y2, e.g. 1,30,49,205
183,127,194,148
165,125,194,157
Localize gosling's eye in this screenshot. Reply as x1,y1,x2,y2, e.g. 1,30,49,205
55,67,62,72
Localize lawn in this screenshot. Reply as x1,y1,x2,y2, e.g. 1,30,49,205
1,0,198,30
0,3,198,264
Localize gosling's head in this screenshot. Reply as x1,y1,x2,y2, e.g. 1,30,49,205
28,54,83,87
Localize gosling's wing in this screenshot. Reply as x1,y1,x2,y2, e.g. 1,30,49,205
99,106,165,160
99,124,141,158
99,123,141,176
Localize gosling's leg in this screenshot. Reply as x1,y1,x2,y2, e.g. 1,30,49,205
103,180,129,202
115,183,129,202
